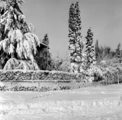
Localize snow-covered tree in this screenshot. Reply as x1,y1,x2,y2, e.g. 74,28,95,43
68,2,84,73
0,0,40,70
85,28,96,69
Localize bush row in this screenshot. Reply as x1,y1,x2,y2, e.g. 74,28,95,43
0,85,71,92
0,70,83,81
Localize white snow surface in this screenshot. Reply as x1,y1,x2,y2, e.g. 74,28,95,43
0,84,122,120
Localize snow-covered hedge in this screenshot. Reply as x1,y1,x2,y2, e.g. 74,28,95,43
0,70,83,81
0,85,72,92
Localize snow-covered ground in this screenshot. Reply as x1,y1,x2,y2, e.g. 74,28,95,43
0,84,122,120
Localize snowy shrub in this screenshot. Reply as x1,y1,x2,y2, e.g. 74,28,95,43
81,65,105,82
98,61,122,84
51,56,71,72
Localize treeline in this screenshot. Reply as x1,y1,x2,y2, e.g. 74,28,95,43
95,41,122,63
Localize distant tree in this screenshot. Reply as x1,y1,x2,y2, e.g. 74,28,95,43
120,50,122,62
103,46,112,59
68,2,84,73
0,0,40,70
115,43,121,62
95,44,116,63
95,40,100,62
42,34,49,46
85,28,96,69
110,51,116,58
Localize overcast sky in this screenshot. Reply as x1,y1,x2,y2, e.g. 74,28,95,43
3,0,122,58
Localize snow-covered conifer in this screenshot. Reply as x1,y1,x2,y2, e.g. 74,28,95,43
68,2,84,73
85,28,96,69
0,0,40,70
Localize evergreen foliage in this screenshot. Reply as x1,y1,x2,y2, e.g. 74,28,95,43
95,40,100,62
85,28,96,69
42,34,49,46
35,48,52,70
0,0,40,70
115,43,121,62
95,43,116,63
35,34,52,70
68,2,84,73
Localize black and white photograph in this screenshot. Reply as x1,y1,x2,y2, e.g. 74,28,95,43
0,0,122,119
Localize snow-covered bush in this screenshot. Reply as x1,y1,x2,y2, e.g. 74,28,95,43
98,59,122,84
81,65,104,82
50,56,71,72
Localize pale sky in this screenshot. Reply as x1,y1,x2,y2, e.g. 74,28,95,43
2,0,122,58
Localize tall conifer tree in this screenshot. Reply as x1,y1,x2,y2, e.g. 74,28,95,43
115,43,121,62
68,2,83,73
85,28,96,69
95,40,99,62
